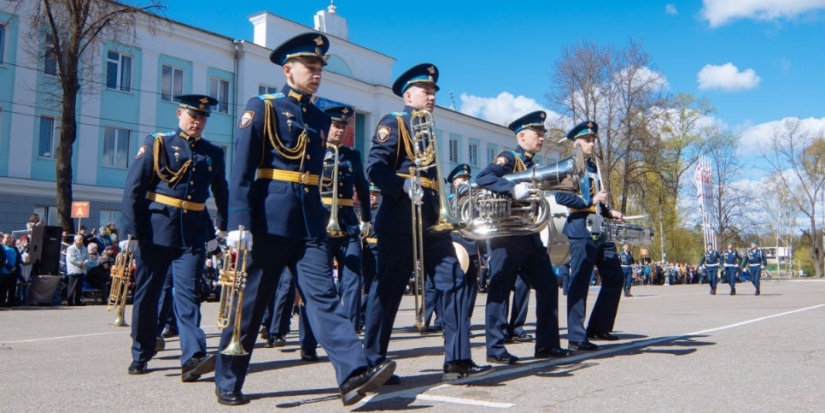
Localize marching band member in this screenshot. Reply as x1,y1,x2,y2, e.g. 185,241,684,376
698,242,721,295
365,63,491,384
722,241,744,295
746,240,767,296
358,183,381,334
553,121,625,351
447,164,481,321
476,110,572,364
214,32,394,406
120,94,227,381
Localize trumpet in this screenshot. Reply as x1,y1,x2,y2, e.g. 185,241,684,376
216,226,249,356
321,143,346,238
107,238,133,327
407,109,463,330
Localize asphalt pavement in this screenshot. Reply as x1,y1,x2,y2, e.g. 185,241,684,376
2,278,824,412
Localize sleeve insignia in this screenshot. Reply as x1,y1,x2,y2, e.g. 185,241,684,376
239,111,255,128
377,126,391,142
494,156,508,166
135,145,147,160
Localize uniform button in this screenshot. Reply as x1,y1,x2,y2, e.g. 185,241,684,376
304,187,309,193
306,154,310,160
182,210,188,214
192,167,196,172
190,181,194,185
187,195,192,200
190,144,195,148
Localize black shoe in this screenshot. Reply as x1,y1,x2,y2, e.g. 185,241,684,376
503,335,514,344
420,326,442,335
588,331,620,341
260,326,268,340
755,288,760,296
568,341,599,351
162,326,178,338
155,337,166,352
730,289,736,296
76,302,87,306
385,374,401,385
535,347,574,359
624,290,633,297
511,333,534,343
486,352,518,365
300,350,319,362
216,388,249,406
128,361,147,375
266,335,286,348
339,360,396,406
181,354,216,383
711,288,717,295
442,360,493,381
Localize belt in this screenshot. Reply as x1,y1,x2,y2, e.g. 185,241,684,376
723,264,739,267
396,173,438,191
365,237,377,244
569,206,597,213
748,263,762,267
621,265,631,268
704,263,719,267
257,168,320,185
322,198,355,207
146,192,205,212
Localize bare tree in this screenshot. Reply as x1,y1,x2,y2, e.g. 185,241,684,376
762,118,825,277
705,127,751,246
19,0,165,232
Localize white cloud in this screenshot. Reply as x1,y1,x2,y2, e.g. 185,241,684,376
665,4,678,15
701,0,825,27
738,116,825,152
459,92,564,127
697,63,761,91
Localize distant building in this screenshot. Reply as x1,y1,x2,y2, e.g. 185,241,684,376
0,2,560,233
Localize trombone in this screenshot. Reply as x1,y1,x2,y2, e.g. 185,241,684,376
407,109,464,330
216,226,249,356
107,237,133,327
321,143,346,238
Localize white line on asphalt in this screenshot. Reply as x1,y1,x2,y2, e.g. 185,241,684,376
415,394,514,408
362,302,825,409
2,330,130,344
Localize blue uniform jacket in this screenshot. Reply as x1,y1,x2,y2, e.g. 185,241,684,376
620,251,634,266
552,156,612,239
699,251,721,267
722,249,743,267
228,85,331,239
120,128,228,248
322,144,371,237
366,106,440,235
746,248,768,266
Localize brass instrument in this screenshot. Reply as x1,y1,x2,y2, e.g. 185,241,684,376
321,143,346,237
216,226,249,356
408,109,463,330
107,238,133,327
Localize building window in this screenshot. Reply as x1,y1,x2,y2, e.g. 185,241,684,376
468,142,479,166
209,77,229,113
34,206,60,227
44,34,57,76
99,209,121,230
106,51,132,92
0,24,6,65
38,116,56,158
449,139,459,163
487,144,497,164
161,64,184,102
103,127,131,168
258,84,278,95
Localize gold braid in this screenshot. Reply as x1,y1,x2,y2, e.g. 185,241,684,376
263,99,307,161
152,135,191,188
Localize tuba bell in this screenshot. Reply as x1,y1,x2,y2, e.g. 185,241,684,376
455,156,577,240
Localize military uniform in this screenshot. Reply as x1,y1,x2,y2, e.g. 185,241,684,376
476,111,569,363
120,94,228,379
321,105,371,331
447,164,480,321
214,33,393,407
553,121,624,351
619,245,635,297
722,243,743,295
746,241,768,295
698,245,721,294
358,184,380,333
365,63,489,380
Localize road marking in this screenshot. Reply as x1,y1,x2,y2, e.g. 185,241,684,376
415,394,514,408
362,302,825,408
3,331,129,344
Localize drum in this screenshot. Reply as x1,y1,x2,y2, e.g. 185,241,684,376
540,191,571,266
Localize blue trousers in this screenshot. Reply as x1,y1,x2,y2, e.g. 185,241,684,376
750,266,762,290
364,232,471,364
566,238,623,342
725,267,738,290
215,236,367,392
486,235,559,358
504,274,529,338
156,268,175,335
262,268,295,338
358,243,378,331
705,267,718,290
131,244,206,365
622,267,633,291
328,235,363,332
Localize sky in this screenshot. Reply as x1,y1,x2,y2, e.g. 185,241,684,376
160,0,825,156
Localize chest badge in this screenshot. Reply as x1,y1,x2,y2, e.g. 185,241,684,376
283,111,295,133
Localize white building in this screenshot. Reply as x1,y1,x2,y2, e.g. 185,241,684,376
0,1,560,233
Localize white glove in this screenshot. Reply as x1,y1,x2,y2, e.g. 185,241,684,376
206,239,219,252
761,265,765,269
403,177,423,205
215,229,227,239
119,240,138,253
359,221,370,237
510,182,531,200
227,230,253,250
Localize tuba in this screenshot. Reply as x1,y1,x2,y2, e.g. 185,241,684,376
456,156,576,240
216,226,249,356
321,143,346,238
407,109,463,330
107,238,134,327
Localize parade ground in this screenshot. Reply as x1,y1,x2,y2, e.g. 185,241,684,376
2,279,824,412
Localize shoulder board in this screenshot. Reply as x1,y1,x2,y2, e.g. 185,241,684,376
151,131,175,138
256,93,285,101
390,112,407,117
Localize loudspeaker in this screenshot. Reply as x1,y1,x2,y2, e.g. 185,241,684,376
30,225,63,276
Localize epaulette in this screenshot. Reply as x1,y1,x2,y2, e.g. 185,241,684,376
151,131,175,138
256,92,285,101
390,111,407,117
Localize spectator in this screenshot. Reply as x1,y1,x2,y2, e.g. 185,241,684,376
86,243,113,301
17,253,32,306
1,234,22,307
17,235,30,255
78,226,97,246
0,233,11,307
65,234,90,306
95,226,114,252
26,214,44,233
